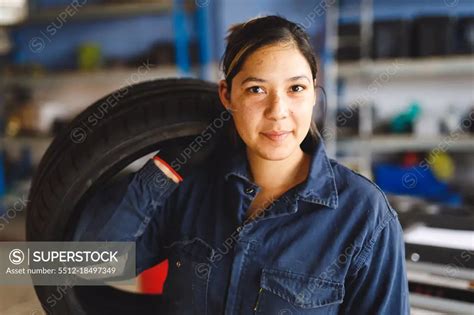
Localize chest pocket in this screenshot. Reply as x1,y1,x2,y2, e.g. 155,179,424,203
255,268,344,314
162,238,214,315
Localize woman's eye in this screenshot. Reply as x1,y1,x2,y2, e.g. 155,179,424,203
290,85,305,92
248,86,264,94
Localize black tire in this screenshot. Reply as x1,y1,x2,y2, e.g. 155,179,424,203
26,78,227,314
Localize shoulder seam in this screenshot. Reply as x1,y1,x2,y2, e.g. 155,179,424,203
351,210,397,275
343,163,398,219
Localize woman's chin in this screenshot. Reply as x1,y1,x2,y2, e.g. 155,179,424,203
252,143,296,161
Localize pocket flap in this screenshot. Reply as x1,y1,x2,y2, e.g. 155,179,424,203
260,268,344,308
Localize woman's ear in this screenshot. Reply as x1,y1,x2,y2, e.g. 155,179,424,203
218,80,232,111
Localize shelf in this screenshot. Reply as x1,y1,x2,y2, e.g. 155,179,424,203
1,136,53,166
2,65,182,86
1,136,53,146
22,2,173,24
410,293,474,315
336,56,474,79
338,135,474,153
1,64,221,87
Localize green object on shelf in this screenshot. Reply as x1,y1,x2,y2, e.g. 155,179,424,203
390,101,421,133
78,42,102,71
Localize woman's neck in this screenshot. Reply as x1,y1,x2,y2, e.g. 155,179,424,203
246,147,311,192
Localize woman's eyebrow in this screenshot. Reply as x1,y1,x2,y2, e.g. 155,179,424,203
241,75,310,85
288,75,311,83
241,76,266,85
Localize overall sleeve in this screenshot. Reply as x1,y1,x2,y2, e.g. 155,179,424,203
340,212,410,315
74,159,180,276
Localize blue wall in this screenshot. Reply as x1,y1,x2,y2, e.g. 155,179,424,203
214,0,327,60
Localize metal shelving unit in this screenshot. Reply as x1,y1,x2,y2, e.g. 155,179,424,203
0,0,214,202
4,0,212,80
323,2,474,313
324,1,474,177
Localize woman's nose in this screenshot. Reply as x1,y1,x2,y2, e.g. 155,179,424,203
266,93,289,121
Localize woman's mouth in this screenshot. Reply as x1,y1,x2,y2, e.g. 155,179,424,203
261,131,291,142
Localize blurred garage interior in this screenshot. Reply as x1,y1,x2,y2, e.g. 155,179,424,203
0,0,473,314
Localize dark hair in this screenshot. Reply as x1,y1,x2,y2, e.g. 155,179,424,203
220,15,320,151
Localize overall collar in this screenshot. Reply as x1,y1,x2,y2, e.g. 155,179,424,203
222,137,339,209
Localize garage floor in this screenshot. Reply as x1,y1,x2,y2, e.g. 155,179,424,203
0,212,140,314
0,212,43,314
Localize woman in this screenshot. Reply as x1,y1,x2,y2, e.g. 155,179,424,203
78,15,409,314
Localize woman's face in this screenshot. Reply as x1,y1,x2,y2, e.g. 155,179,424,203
219,43,316,161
